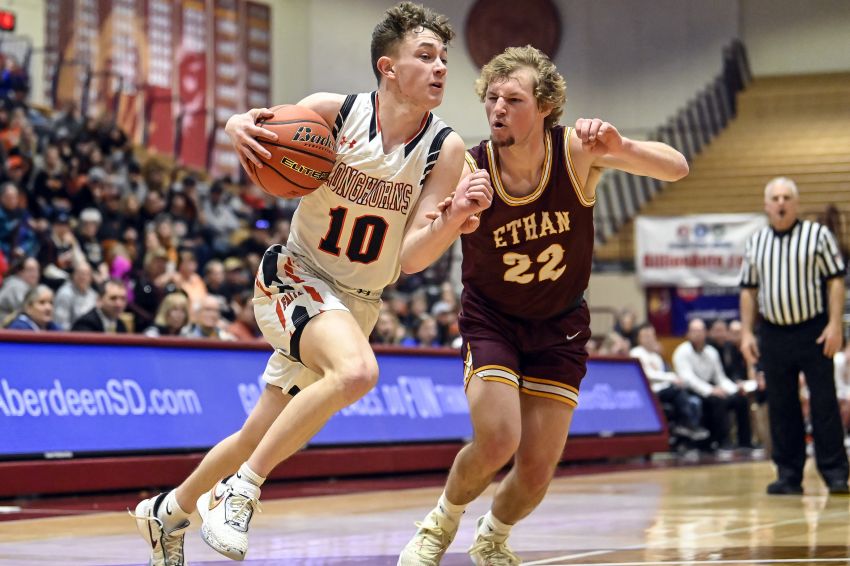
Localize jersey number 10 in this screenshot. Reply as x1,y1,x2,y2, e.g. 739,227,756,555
318,206,388,264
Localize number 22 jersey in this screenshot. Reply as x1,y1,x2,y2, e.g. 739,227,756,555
286,92,453,293
461,126,595,319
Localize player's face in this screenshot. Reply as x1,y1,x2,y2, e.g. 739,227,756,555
392,28,448,108
764,182,798,230
485,68,547,148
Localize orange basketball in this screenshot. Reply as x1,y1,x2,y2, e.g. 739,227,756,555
247,105,336,199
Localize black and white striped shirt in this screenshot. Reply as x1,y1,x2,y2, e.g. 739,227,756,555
740,219,846,325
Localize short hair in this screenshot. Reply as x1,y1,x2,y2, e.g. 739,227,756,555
101,278,127,297
370,2,454,85
475,45,566,131
764,176,799,200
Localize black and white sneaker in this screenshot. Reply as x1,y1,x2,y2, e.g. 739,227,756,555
131,492,190,566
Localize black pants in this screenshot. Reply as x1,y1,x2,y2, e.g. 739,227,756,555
761,314,849,485
701,393,751,447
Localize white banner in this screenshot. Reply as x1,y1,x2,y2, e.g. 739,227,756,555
635,214,767,287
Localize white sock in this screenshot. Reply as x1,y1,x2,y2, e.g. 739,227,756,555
235,462,266,487
479,510,513,542
435,492,466,527
158,490,190,532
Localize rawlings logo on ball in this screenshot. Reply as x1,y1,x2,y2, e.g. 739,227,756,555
291,126,334,150
280,156,331,181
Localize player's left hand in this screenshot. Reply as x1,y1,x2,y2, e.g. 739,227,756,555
575,118,624,155
817,322,843,358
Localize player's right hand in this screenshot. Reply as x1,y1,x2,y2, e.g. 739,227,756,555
225,108,278,170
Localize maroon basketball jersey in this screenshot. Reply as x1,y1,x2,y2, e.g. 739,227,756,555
461,126,594,319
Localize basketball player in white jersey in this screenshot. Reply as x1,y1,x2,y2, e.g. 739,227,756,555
132,3,492,565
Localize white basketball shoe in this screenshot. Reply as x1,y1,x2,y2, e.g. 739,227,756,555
197,476,261,561
132,493,189,566
468,516,520,566
397,508,459,566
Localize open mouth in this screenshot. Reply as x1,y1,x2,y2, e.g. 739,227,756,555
429,82,443,90
492,120,506,130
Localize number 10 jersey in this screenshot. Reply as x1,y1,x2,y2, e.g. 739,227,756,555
287,91,453,293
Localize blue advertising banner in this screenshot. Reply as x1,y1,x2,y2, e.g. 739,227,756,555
0,340,662,458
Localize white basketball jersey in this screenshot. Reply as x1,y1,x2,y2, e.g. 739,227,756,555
287,92,453,292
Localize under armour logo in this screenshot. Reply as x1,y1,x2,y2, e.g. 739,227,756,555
339,136,357,149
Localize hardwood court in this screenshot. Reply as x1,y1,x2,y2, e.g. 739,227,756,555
1,459,849,565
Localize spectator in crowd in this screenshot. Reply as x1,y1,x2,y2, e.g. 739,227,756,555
226,290,261,341
431,300,457,346
740,176,848,495
38,209,85,288
144,291,190,337
0,181,39,261
181,295,233,340
673,318,751,450
222,256,250,297
707,319,728,352
129,248,179,331
31,144,71,220
370,308,404,345
614,307,639,347
0,255,39,320
3,284,58,331
721,319,749,383
598,331,631,356
53,260,98,330
401,314,442,348
236,217,272,267
72,278,129,333
175,248,207,310
201,180,242,255
204,259,235,312
630,323,708,444
77,208,105,282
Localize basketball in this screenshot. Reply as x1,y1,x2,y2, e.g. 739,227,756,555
247,104,336,199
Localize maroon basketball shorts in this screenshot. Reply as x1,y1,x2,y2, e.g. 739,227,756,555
459,295,590,407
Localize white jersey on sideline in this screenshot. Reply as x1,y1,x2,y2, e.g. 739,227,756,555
287,91,453,293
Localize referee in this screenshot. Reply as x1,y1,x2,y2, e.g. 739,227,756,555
740,177,849,495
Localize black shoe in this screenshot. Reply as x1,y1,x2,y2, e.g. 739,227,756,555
827,482,849,495
766,480,803,495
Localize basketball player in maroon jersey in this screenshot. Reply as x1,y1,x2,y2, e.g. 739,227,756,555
399,46,688,565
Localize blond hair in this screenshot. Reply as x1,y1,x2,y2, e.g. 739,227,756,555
153,292,190,328
475,45,566,130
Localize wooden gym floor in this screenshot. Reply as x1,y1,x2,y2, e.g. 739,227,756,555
1,457,849,565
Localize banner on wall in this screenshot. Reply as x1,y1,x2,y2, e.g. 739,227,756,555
647,286,742,336
0,341,663,459
635,214,766,287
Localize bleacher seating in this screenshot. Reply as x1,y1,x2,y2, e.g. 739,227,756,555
595,72,850,262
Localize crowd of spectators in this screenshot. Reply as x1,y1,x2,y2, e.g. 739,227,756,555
0,59,461,346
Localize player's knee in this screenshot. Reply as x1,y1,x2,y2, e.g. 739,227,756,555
473,423,520,469
330,358,379,405
515,456,558,493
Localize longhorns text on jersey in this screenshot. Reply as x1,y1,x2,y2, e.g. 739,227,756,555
285,92,453,293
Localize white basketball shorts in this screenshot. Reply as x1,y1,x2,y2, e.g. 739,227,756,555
252,245,381,395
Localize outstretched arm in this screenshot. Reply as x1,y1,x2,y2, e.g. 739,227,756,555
570,118,689,200
400,134,493,274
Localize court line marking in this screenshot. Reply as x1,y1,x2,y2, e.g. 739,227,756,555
0,507,21,514
522,508,850,565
